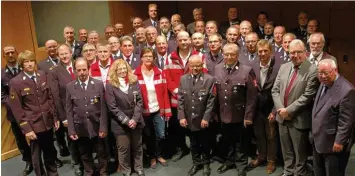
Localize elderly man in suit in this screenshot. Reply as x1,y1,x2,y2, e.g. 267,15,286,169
274,33,296,66
66,58,108,176
272,39,319,176
254,12,268,39
155,35,170,70
8,50,60,176
307,32,337,66
215,43,257,176
238,20,253,51
108,36,121,60
63,26,84,60
120,36,141,70
178,55,216,176
292,12,308,40
239,32,259,67
312,59,355,176
143,4,159,28
272,26,286,55
1,45,33,175
38,40,59,74
249,40,281,174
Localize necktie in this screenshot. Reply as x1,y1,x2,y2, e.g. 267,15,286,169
68,67,75,80
81,82,86,91
284,66,299,106
126,57,131,64
153,21,156,27
13,68,18,75
114,55,118,60
227,67,232,74
285,55,289,62
30,76,36,83
250,54,254,61
52,59,58,64
320,85,328,98
160,57,165,69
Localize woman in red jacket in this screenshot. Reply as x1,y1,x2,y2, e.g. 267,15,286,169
134,48,172,169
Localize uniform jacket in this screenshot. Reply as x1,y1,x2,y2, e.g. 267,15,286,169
134,66,172,117
272,60,319,130
312,77,355,153
203,51,224,76
178,73,216,131
8,70,58,134
1,66,21,122
273,50,291,66
66,78,108,138
48,62,75,121
71,40,85,60
105,82,145,136
214,62,258,123
38,57,57,74
238,50,260,67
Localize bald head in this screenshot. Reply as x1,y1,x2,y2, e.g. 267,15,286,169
45,40,58,57
189,55,203,75
177,31,190,39
240,20,252,37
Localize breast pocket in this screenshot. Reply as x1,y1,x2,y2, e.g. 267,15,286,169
71,95,80,107
21,89,35,103
231,82,246,94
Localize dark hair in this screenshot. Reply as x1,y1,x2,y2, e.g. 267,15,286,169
257,11,269,19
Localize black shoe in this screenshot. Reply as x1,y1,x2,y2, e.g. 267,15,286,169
203,164,211,176
59,146,70,157
237,169,246,176
217,164,235,174
188,165,202,176
137,170,145,176
55,158,63,168
172,148,189,162
23,162,33,176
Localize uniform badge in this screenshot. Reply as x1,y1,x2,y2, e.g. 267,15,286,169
91,81,94,84
93,97,98,103
10,92,15,99
41,82,46,86
5,69,9,73
23,76,26,80
24,88,30,91
235,66,239,70
233,86,238,93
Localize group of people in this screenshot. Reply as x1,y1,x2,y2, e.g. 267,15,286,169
2,3,355,176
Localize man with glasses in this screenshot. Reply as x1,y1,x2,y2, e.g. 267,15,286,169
239,32,259,67
272,39,319,176
214,43,257,176
307,32,337,66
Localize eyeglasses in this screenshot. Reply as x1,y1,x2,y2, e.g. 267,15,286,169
318,70,334,77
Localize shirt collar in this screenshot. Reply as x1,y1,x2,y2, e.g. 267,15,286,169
122,54,133,61
7,64,19,71
24,71,36,78
157,52,168,59
260,58,272,69
78,77,90,86
99,59,111,68
310,52,324,61
65,62,73,69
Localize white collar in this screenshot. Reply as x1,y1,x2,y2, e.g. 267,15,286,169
99,59,111,68
122,54,134,62
65,62,73,69
7,64,19,71
78,77,90,86
157,52,168,59
24,71,36,79
310,52,324,61
260,58,272,69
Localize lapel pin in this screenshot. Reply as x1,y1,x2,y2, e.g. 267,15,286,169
5,69,9,73
23,76,26,80
235,66,239,70
91,81,94,84
134,58,136,62
47,59,50,62
200,77,203,81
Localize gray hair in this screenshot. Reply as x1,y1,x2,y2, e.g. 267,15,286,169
289,39,306,51
318,59,337,69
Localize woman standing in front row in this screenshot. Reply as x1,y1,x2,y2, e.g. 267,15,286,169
134,48,171,169
105,59,145,176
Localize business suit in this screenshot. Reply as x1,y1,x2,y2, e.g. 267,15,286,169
254,25,265,39
312,76,355,176
292,26,307,40
143,18,159,29
70,40,85,60
306,52,337,66
105,82,145,175
66,78,108,176
1,66,31,163
251,57,280,162
121,53,141,70
218,19,241,39
154,51,170,70
38,57,58,74
8,70,58,176
271,59,319,176
238,50,259,67
178,73,216,168
214,62,257,173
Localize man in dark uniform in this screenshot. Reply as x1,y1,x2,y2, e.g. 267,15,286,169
63,26,84,60
239,32,259,67
48,44,83,176
1,45,32,175
214,43,257,176
66,58,108,176
249,40,281,174
291,11,308,40
38,40,59,74
178,55,216,176
8,50,60,176
219,7,241,39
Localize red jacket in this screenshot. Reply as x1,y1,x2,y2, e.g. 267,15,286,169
90,57,113,85
164,49,207,107
134,66,172,118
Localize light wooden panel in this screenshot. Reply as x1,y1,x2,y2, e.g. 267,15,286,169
1,106,20,161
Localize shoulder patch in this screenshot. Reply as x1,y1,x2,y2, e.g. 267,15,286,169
10,92,16,99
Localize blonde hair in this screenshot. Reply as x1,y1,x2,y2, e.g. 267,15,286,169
18,50,37,70
108,59,137,88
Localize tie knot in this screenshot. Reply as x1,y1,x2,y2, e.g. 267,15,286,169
81,82,86,87
293,65,300,70
68,67,73,71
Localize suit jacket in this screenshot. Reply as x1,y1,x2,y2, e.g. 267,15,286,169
186,22,195,35
178,73,216,131
121,53,141,70
218,19,241,39
272,60,319,129
312,77,355,153
238,50,260,67
251,57,281,116
306,52,337,66
143,18,160,32
154,51,170,70
71,40,85,60
48,63,75,121
167,40,177,53
273,50,290,66
1,66,21,122
38,57,58,74
291,26,307,40
204,51,224,76
106,82,145,136
8,71,58,134
66,78,107,138
214,62,258,123
254,25,264,39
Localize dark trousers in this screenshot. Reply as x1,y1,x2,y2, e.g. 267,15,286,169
189,129,211,166
253,113,277,161
116,129,143,175
54,121,68,151
10,122,31,162
209,121,221,157
77,136,108,176
220,122,252,171
313,145,350,176
30,129,58,176
167,107,188,151
59,126,81,165
143,111,165,159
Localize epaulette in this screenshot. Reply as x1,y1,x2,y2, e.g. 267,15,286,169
49,65,58,71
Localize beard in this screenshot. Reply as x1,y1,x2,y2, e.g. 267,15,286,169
161,28,169,35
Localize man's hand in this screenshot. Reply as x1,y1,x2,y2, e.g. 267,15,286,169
277,108,289,119
99,132,107,138
70,134,79,141
128,119,137,129
25,131,37,140
201,119,209,128
62,120,68,127
244,119,253,128
179,119,187,128
332,143,344,152
268,112,275,121
54,120,60,131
